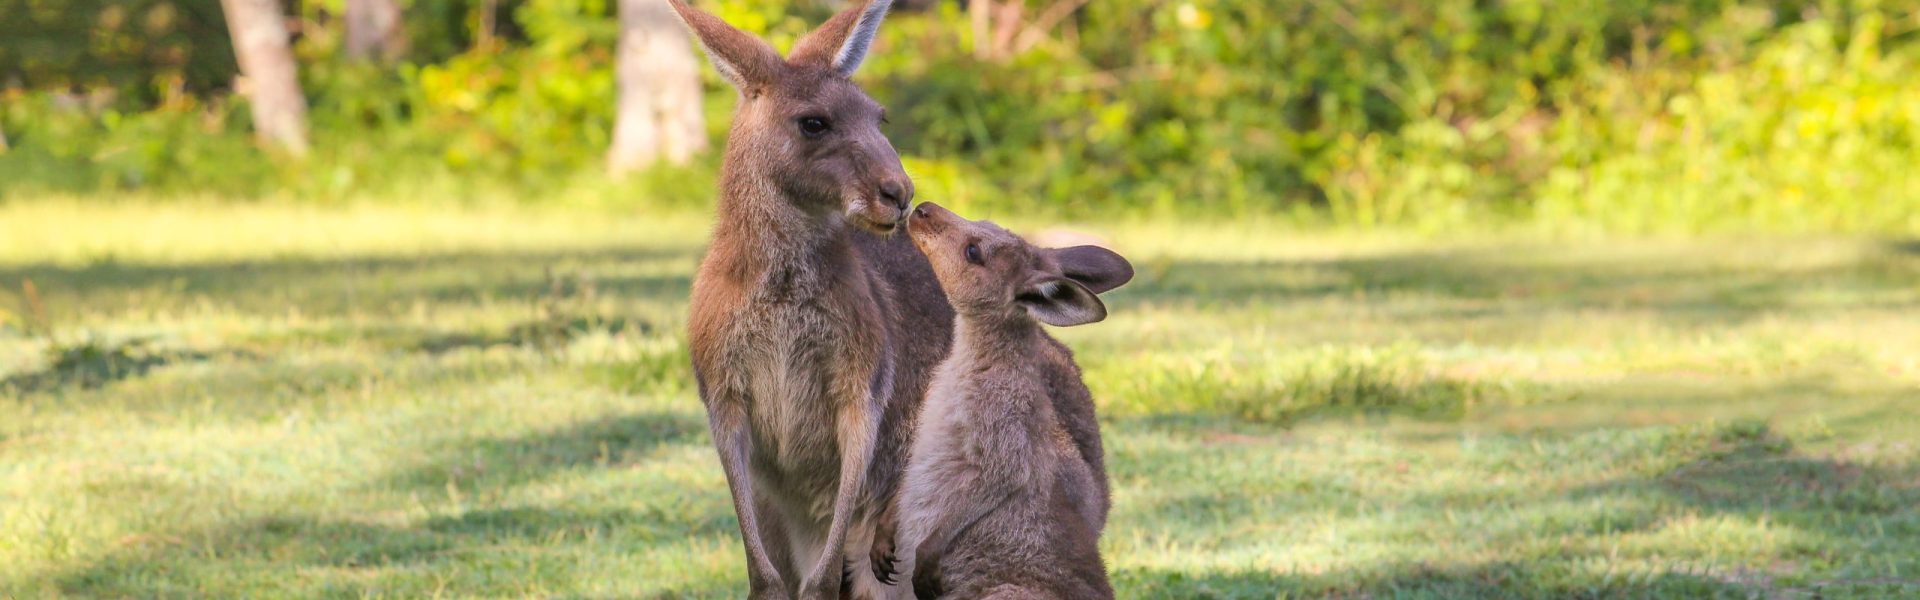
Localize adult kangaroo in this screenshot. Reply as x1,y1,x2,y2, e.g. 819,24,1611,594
670,1,952,598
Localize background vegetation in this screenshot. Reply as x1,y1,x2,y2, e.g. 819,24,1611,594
4,1,1920,598
4,0,1919,231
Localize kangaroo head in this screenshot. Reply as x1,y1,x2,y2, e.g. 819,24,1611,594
667,0,912,235
907,202,1134,327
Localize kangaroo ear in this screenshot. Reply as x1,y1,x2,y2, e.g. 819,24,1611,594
665,0,785,89
788,0,892,77
1017,277,1107,327
1050,245,1134,294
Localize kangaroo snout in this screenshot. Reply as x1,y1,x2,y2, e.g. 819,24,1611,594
880,178,912,210
908,201,951,236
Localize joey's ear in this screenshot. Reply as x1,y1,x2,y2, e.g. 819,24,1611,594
665,0,785,89
788,0,892,77
1050,245,1134,294
1017,277,1107,327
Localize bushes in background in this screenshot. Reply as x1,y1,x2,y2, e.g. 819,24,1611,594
1,0,1917,232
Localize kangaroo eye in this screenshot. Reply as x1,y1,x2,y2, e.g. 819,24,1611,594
797,117,831,137
964,243,984,265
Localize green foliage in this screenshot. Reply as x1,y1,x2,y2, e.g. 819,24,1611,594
0,91,267,193
1535,14,1920,232
3,1,1920,231
0,0,237,99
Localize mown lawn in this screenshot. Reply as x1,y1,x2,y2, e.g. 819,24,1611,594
2,201,1917,598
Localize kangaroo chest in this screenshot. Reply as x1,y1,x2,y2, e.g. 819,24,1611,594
718,280,878,510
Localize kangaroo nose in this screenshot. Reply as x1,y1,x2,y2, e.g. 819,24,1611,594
879,180,911,210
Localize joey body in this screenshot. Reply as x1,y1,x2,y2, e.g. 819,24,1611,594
894,203,1132,599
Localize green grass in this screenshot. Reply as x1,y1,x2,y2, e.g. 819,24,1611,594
2,200,1917,598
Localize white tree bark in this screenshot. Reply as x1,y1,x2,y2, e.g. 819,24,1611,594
608,0,706,175
220,0,309,155
345,0,408,61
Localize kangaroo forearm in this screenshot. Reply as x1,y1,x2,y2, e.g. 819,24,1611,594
706,400,785,591
799,397,881,597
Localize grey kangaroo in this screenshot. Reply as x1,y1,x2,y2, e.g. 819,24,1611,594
672,0,953,598
895,202,1134,600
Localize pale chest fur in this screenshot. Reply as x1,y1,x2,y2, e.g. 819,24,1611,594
696,254,882,509
909,352,977,469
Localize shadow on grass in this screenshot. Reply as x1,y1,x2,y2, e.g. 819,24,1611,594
1,337,250,394
52,506,739,598
1112,561,1768,599
378,410,709,493
47,411,729,597
6,239,1915,339
1126,244,1919,326
1110,415,1920,598
0,245,700,320
407,315,658,355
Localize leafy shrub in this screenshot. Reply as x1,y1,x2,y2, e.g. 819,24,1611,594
2,0,1918,231
1535,13,1920,233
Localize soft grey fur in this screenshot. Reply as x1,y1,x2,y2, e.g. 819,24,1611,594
895,203,1131,599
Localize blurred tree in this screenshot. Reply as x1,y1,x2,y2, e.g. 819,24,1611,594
345,0,409,61
970,0,1086,61
221,0,309,155
607,0,704,174
476,0,500,48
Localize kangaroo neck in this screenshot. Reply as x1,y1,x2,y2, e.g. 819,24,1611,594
951,312,1043,366
711,160,855,289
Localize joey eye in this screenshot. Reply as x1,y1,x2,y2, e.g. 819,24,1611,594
964,243,984,265
797,116,831,137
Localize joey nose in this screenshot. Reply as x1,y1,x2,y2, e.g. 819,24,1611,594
879,179,911,210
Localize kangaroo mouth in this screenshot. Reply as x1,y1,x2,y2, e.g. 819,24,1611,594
848,197,906,235
850,212,902,236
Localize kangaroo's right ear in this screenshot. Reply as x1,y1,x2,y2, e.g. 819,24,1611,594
665,0,785,91
1050,245,1134,294
1017,277,1107,327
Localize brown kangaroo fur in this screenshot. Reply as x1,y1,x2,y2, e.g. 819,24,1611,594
895,203,1134,600
672,1,952,598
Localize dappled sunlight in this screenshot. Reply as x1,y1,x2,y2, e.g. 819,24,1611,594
3,207,1917,596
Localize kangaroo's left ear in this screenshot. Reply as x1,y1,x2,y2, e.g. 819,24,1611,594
1049,245,1134,294
1017,277,1107,327
789,0,893,76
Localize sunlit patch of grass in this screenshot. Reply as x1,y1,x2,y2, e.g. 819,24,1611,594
1,202,1916,597
1087,343,1550,425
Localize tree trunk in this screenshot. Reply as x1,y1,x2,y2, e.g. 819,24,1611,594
476,0,498,49
971,0,992,60
971,0,1087,62
607,0,706,175
345,0,408,61
220,0,309,155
